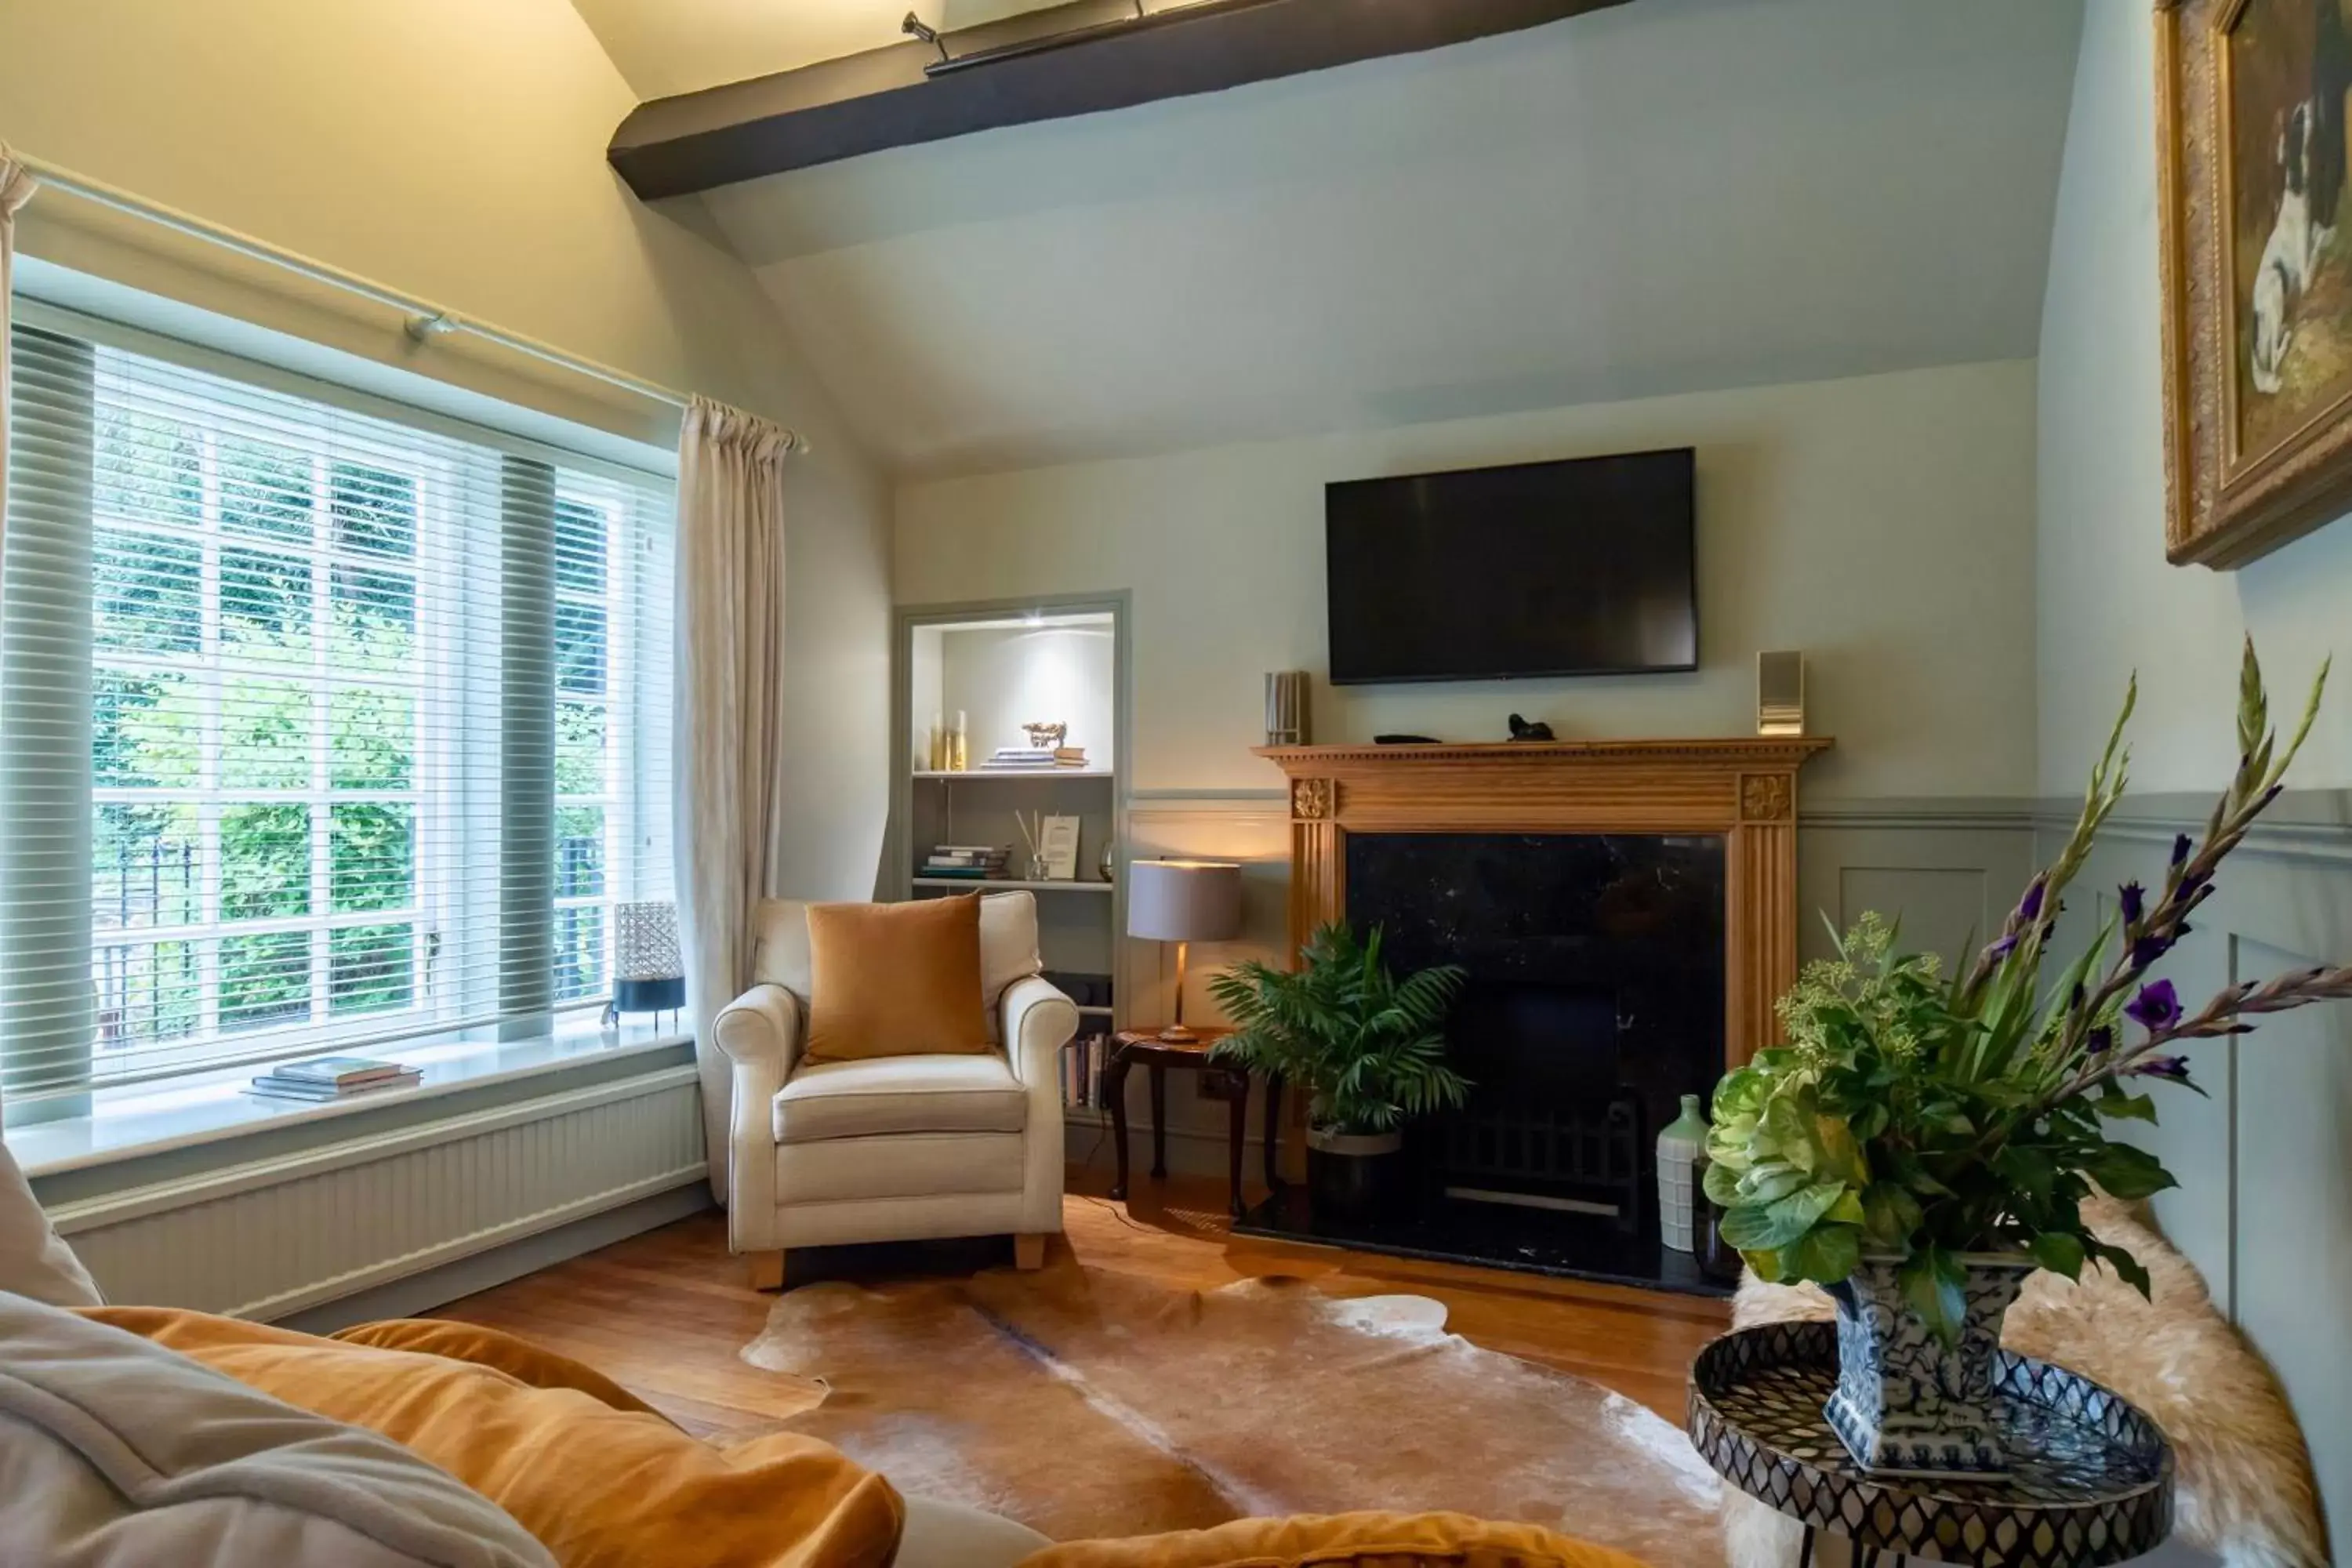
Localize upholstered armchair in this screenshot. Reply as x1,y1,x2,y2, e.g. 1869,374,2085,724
713,891,1080,1289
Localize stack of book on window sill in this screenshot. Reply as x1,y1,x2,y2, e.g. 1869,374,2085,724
924,844,1011,880
247,1056,423,1103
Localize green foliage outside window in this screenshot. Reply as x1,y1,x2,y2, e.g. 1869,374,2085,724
329,924,414,1015
220,804,311,920
219,931,311,1029
330,804,414,913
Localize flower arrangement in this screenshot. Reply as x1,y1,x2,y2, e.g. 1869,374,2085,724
1705,641,2352,1341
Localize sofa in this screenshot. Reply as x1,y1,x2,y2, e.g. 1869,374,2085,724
0,1138,1646,1568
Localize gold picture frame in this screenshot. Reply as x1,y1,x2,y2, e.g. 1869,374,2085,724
2159,0,2352,566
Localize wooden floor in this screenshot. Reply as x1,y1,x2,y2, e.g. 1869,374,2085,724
434,1169,1728,1439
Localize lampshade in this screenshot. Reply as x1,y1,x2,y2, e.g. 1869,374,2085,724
1126,859,1242,942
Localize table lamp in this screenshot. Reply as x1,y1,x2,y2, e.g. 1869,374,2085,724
1127,858,1242,1043
608,900,686,1029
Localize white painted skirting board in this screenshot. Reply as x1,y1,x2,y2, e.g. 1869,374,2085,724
49,1066,706,1321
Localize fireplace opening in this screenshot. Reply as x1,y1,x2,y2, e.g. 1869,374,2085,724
1236,830,1730,1295
1439,982,1644,1231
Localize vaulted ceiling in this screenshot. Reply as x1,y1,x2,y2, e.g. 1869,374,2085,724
574,0,2085,477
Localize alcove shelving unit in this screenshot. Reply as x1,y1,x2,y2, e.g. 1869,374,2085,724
893,599,1129,1127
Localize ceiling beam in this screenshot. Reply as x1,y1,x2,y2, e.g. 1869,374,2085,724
608,0,1639,200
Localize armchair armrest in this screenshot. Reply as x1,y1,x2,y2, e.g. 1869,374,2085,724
714,983,802,1255
714,982,803,1080
1002,974,1079,1238
1000,975,1080,1087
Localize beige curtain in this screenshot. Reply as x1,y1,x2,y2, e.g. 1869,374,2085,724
674,395,792,1202
0,151,37,597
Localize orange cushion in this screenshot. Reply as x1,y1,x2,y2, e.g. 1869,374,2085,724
328,1316,668,1419
79,1306,902,1568
1015,1513,1654,1568
804,895,992,1062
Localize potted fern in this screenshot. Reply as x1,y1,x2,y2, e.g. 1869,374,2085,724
1208,922,1472,1218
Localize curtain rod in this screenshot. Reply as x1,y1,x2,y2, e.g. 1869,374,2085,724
11,149,809,454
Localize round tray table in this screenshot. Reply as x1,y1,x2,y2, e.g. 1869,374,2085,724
1687,1322,2173,1568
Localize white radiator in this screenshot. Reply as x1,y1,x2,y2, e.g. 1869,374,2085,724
48,1066,705,1320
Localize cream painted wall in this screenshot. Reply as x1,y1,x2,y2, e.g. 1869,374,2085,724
897,361,2040,804
2039,5,2352,1545
2035,0,2352,793
0,0,893,902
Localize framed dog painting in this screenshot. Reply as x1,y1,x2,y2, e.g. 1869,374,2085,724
2159,0,2352,565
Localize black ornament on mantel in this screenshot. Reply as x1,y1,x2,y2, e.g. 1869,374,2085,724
1507,713,1555,742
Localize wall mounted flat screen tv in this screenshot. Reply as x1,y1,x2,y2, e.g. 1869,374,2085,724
1325,448,1697,685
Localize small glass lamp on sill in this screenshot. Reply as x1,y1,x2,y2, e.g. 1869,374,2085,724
605,900,686,1030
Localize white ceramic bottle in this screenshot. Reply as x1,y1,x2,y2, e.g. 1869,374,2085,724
1655,1093,1709,1253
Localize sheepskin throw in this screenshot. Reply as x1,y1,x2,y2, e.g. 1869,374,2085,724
1723,1198,2325,1568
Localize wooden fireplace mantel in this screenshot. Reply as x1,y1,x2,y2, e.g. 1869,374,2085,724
1252,735,1834,1065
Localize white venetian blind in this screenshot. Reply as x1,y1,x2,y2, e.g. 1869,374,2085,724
0,319,675,1112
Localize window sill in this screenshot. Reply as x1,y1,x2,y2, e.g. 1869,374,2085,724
10,1018,692,1180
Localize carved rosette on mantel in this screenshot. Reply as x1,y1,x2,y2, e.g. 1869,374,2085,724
1253,737,1833,1065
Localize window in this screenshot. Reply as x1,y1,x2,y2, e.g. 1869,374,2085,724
1,322,674,1117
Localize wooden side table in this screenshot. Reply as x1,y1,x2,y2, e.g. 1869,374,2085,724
1104,1028,1283,1217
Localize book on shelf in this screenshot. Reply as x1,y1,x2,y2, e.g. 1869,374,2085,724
983,747,1060,769
1053,747,1089,768
1059,1031,1113,1112
923,844,1010,880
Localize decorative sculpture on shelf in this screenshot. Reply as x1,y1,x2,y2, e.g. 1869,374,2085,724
1022,721,1068,750
1506,713,1555,742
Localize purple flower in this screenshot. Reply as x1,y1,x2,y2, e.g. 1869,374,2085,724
2016,878,2047,924
2132,932,2176,969
2086,1025,2114,1055
2125,979,2182,1032
2119,882,2146,927
1983,934,2020,964
2132,1055,2194,1084
2170,833,2193,869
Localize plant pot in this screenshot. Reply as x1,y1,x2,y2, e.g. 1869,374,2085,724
1304,1127,1403,1221
1823,1251,2034,1479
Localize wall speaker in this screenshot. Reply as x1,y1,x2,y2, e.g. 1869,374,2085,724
1265,671,1309,746
1757,651,1806,736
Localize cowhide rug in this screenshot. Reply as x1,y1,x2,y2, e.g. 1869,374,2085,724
739,1256,1724,1562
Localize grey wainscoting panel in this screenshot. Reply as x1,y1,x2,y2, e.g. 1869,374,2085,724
2231,935,2352,1556
2040,793,2352,1561
1796,800,2040,970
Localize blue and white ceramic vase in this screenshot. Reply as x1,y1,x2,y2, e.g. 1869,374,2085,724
1822,1251,2034,1479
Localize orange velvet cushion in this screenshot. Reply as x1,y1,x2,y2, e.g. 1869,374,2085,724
328,1316,668,1420
79,1306,902,1568
803,894,992,1062
1015,1513,1654,1568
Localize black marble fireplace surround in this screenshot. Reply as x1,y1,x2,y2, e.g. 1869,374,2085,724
1234,832,1731,1297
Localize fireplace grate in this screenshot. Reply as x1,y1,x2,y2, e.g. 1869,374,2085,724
1436,1095,1646,1234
